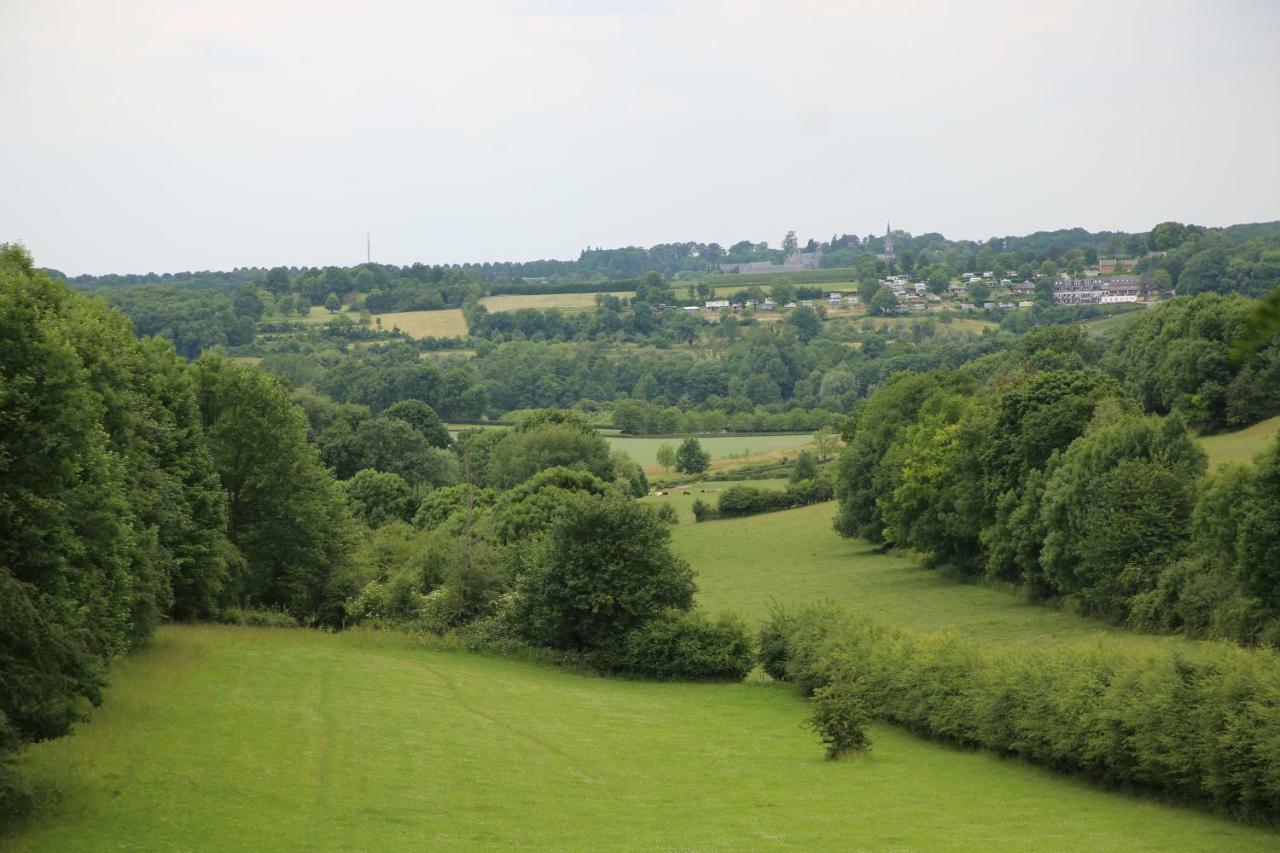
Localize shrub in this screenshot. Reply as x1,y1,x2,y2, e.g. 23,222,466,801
603,610,754,681
691,498,716,522
715,479,833,519
654,502,679,524
0,757,34,826
809,678,873,758
216,607,300,628
512,493,695,651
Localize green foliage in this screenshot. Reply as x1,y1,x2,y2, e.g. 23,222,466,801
0,245,233,809
487,417,614,488
512,493,696,651
767,604,1280,821
343,469,414,527
215,607,299,628
715,480,833,518
1103,293,1280,431
1039,409,1205,618
413,483,497,532
789,449,818,483
601,610,754,681
655,442,676,472
808,678,873,758
195,356,357,624
383,399,451,448
691,498,714,522
609,448,648,497
675,437,710,473
492,466,612,544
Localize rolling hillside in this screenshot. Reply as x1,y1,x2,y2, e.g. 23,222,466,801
6,626,1273,851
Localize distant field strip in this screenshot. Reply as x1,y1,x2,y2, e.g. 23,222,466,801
606,433,813,467
479,293,632,312
7,626,1273,851
1199,414,1280,469
374,309,469,338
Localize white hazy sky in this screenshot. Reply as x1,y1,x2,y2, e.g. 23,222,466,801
2,0,1278,275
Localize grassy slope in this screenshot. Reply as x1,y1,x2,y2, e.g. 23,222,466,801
674,501,1210,652
7,626,1273,851
1199,414,1280,469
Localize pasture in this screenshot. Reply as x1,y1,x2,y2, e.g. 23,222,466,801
1199,414,1280,469
641,477,789,522
6,625,1273,851
479,293,632,312
674,501,1209,653
606,433,813,468
374,309,470,339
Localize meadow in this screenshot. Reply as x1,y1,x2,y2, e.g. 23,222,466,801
373,308,470,339
672,501,1210,653
605,433,813,467
6,625,1274,851
1198,414,1280,469
641,478,789,522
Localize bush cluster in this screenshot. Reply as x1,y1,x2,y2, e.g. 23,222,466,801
763,605,1280,821
215,608,300,629
598,610,755,681
707,479,834,520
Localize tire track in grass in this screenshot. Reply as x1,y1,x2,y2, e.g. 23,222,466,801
386,651,599,786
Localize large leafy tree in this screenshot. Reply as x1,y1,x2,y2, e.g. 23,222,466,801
194,357,356,623
486,410,614,487
1,246,231,812
513,493,695,651
384,398,451,448
675,437,710,474
1038,407,1206,618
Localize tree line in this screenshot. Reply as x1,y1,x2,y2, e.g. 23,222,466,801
832,301,1280,645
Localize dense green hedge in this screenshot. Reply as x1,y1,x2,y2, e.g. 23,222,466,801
599,610,754,681
763,605,1280,822
709,479,834,519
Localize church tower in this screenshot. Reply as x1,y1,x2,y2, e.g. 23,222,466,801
884,222,895,271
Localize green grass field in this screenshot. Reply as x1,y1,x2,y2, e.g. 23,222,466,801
641,478,789,522
6,625,1274,851
606,433,813,467
674,501,1212,653
1199,414,1280,469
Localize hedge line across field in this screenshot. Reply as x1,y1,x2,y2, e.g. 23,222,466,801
761,605,1280,823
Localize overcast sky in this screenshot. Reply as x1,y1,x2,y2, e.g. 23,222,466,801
3,1,1278,275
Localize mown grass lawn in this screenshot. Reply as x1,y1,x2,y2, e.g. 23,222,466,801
6,626,1274,851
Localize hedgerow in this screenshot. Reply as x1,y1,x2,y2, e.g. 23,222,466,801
763,605,1280,822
